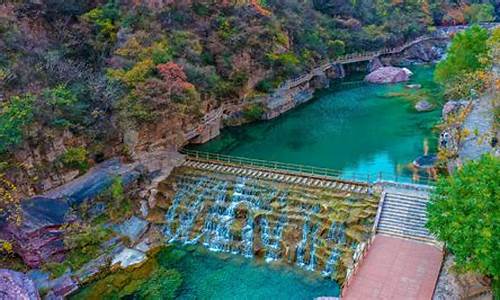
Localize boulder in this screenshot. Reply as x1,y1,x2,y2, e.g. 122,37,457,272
113,216,149,244
367,57,384,72
365,66,412,84
111,248,147,268
310,73,329,89
0,269,41,300
0,159,142,267
442,100,469,121
47,275,78,298
415,100,434,112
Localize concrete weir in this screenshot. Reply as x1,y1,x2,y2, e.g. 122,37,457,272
178,150,444,298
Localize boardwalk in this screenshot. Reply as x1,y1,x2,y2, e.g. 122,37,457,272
342,235,443,300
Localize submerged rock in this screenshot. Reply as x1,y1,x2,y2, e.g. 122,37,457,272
0,269,41,300
415,100,434,112
112,248,147,268
365,66,412,84
406,84,422,89
413,155,437,169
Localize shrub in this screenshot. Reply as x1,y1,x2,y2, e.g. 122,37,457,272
255,79,274,93
464,4,495,24
243,104,264,122
59,147,89,172
106,177,132,222
427,154,500,293
43,85,82,128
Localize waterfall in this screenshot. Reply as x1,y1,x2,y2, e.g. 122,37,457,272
306,224,320,271
160,169,376,281
322,248,341,277
322,222,347,276
295,215,310,267
261,193,288,262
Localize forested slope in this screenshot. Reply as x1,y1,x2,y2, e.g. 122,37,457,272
0,0,497,196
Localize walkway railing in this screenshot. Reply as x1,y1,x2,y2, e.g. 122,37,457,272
184,107,224,140
179,149,436,185
278,23,499,90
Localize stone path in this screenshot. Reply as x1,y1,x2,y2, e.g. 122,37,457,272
458,95,494,162
342,235,443,300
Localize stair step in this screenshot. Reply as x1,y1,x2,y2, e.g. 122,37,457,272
377,229,435,243
378,221,430,236
378,219,428,234
380,208,428,221
377,225,433,240
383,200,427,211
385,196,429,208
388,192,429,202
380,210,428,223
382,203,427,215
377,227,431,241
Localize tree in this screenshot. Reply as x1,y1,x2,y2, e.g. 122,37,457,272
427,154,500,294
435,25,490,85
464,4,495,24
0,94,35,153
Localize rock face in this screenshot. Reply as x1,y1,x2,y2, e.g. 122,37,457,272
113,216,149,244
442,100,469,121
415,100,434,112
0,269,41,300
367,57,384,72
0,159,142,268
364,66,412,84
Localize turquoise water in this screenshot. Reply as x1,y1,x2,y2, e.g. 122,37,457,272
190,65,442,182
162,245,340,299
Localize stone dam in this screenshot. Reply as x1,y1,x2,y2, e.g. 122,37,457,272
152,166,379,283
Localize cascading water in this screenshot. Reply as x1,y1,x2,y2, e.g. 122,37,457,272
322,222,347,277
160,168,378,281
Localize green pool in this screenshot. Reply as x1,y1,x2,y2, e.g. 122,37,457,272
190,65,442,182
72,245,341,299
163,245,340,299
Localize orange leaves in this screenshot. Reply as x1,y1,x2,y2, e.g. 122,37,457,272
157,62,194,90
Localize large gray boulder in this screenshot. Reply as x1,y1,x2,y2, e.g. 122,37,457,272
0,269,40,300
365,66,412,84
0,159,142,268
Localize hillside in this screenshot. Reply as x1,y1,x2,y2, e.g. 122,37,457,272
0,0,498,196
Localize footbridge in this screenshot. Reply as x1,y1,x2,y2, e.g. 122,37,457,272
180,149,443,299
280,22,499,90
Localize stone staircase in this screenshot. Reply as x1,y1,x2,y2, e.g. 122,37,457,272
182,159,370,194
377,191,436,244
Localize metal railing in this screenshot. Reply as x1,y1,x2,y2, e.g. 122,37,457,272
180,149,436,185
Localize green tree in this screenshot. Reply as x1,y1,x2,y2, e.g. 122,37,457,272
435,25,490,85
0,94,35,153
427,154,500,294
464,3,495,24
435,25,491,83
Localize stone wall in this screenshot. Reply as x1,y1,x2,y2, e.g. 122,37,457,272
262,64,345,120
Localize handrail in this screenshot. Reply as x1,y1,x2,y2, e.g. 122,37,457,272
180,149,436,185
278,22,500,91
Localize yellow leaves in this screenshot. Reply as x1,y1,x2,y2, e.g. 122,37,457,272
0,172,20,225
0,240,13,254
108,59,154,87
